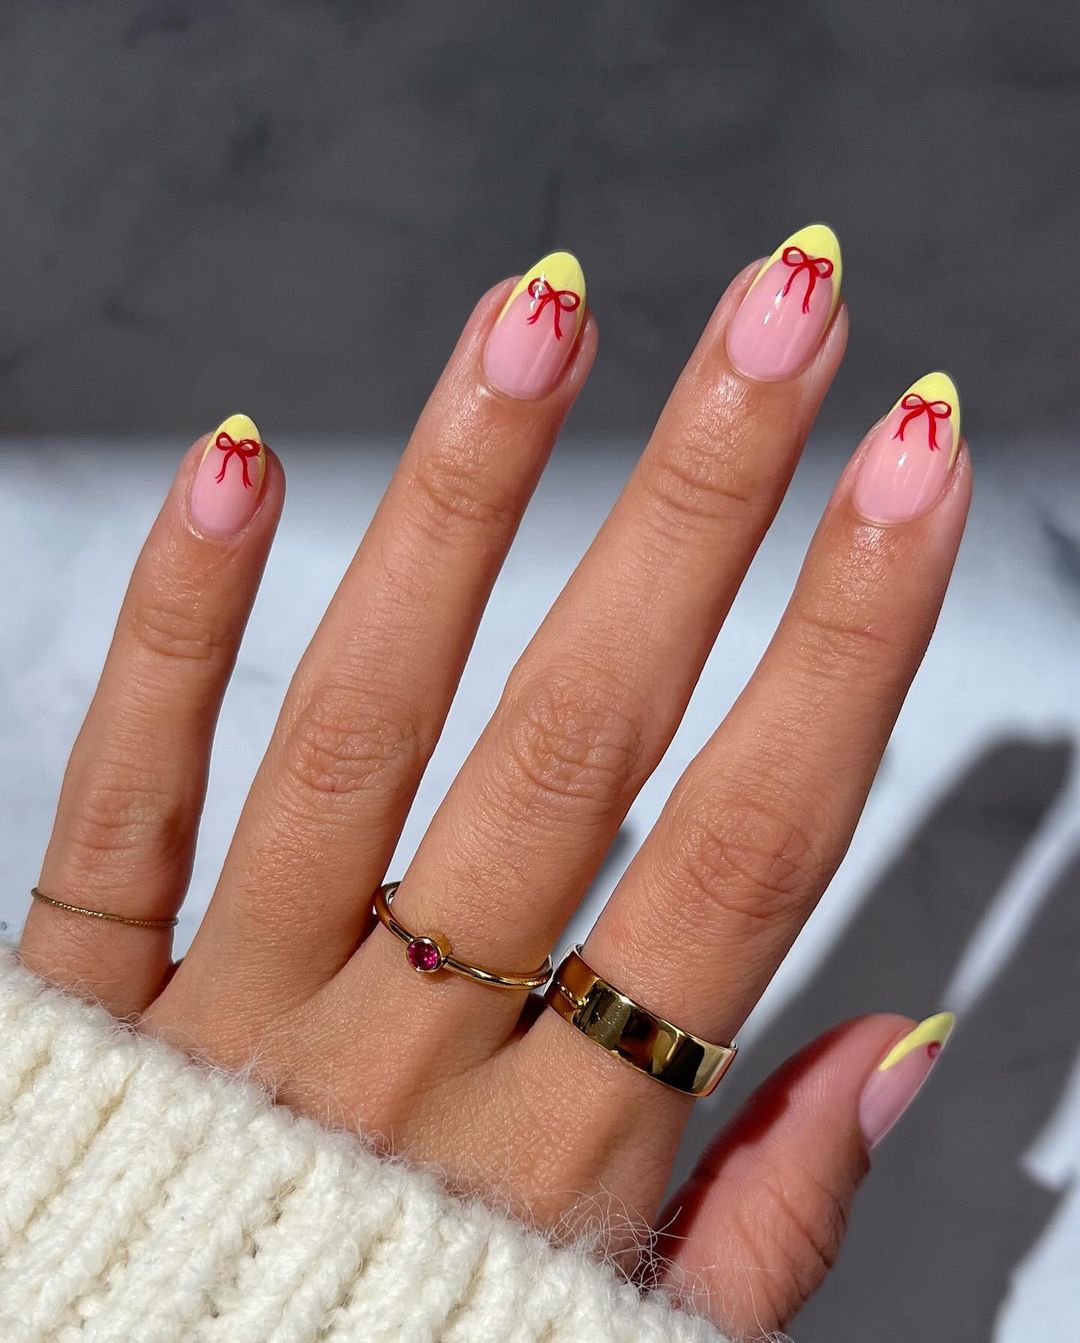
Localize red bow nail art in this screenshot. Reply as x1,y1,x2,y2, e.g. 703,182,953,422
526,276,581,340
213,431,262,488
892,394,952,453
780,246,835,314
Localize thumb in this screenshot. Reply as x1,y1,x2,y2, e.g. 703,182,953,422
654,1011,954,1337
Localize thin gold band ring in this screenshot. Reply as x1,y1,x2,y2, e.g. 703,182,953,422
544,948,737,1096
30,886,179,930
373,882,552,991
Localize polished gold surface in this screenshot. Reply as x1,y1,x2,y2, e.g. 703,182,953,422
30,886,179,929
544,948,736,1096
372,882,553,991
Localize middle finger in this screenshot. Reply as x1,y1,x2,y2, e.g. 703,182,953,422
345,224,846,1047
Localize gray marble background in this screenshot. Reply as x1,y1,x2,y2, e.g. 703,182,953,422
2,0,1080,438
2,5,1080,1342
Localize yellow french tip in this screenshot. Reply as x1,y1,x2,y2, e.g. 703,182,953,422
893,372,961,467
878,1012,956,1072
497,250,587,336
201,413,266,484
748,222,843,316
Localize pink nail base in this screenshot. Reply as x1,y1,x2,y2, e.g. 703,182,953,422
189,449,264,536
483,290,579,400
726,255,835,382
852,408,954,524
858,1043,944,1149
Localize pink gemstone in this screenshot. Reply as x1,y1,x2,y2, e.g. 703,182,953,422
406,937,442,973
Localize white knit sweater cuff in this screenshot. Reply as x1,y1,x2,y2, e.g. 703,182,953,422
0,948,725,1343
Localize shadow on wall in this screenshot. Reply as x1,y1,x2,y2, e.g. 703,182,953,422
672,738,1078,1343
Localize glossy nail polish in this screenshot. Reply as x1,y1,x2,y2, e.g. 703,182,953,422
189,413,266,536
726,223,842,381
853,372,961,524
858,1012,955,1149
483,251,586,399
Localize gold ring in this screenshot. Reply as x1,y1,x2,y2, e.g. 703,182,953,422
543,948,736,1096
30,886,178,930
373,882,552,991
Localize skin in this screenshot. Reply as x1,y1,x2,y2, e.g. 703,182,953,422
20,263,971,1336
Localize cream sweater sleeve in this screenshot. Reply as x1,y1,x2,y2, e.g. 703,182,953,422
0,948,726,1343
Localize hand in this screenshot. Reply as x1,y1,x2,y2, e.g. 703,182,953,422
21,234,970,1336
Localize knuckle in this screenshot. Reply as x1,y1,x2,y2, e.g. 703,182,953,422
64,767,188,869
638,428,757,535
126,595,224,665
282,684,428,799
499,669,646,813
673,792,826,925
789,603,896,682
406,437,517,540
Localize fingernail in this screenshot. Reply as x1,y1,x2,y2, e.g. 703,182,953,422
189,413,267,536
858,1012,955,1149
726,223,842,381
483,251,586,400
853,372,961,524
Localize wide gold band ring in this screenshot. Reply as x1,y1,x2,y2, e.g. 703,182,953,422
373,882,553,991
544,948,737,1096
30,886,178,930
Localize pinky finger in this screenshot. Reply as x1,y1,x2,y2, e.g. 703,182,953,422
20,417,283,1015
655,1012,954,1336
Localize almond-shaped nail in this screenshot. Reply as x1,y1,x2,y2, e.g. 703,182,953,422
859,1012,955,1149
189,413,267,536
483,251,586,400
726,223,842,381
853,372,961,524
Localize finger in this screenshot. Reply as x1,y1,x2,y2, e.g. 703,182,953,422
21,417,283,1015
347,225,847,1048
168,255,596,1013
582,373,971,1045
655,1013,954,1336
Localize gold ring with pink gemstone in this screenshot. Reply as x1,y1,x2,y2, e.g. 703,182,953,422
372,882,553,991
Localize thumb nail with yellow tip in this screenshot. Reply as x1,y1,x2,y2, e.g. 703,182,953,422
859,1012,955,1149
853,372,962,524
190,413,267,537
483,251,586,400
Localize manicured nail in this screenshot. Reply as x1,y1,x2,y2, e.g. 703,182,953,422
859,1012,955,1149
189,413,266,536
726,223,842,381
483,251,586,400
853,372,961,524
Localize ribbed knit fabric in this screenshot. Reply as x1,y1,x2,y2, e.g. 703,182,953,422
0,949,726,1343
